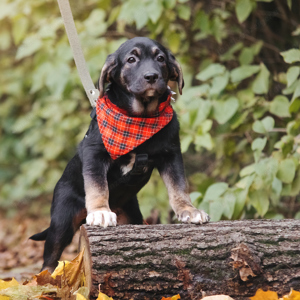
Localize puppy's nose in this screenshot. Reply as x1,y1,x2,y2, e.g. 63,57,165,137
144,73,158,84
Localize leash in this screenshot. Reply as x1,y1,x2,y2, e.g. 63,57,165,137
57,0,99,107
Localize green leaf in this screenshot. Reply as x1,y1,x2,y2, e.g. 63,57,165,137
196,63,226,81
251,137,267,151
277,158,296,184
238,47,254,65
147,0,164,23
255,157,278,185
181,135,193,153
252,63,270,94
177,4,191,20
270,95,291,117
194,133,213,150
270,177,282,206
209,71,229,95
192,100,212,128
249,189,269,217
167,31,181,53
222,190,236,219
204,182,228,201
252,116,274,134
240,164,255,177
274,135,294,156
281,49,300,64
286,66,300,87
16,34,42,60
12,16,29,45
289,98,300,113
213,97,239,124
84,9,107,37
220,42,243,61
190,191,202,204
292,80,300,101
235,0,253,23
230,65,260,83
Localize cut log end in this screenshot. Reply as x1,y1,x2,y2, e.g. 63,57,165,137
79,220,300,300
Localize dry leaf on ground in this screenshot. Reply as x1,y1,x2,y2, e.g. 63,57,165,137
250,289,278,300
202,296,234,300
281,290,300,300
161,294,180,300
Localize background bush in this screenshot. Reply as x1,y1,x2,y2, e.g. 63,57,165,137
1,0,300,222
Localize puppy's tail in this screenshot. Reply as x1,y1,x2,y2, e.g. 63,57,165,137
29,228,49,241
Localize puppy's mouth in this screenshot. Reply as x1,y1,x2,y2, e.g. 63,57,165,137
140,89,158,103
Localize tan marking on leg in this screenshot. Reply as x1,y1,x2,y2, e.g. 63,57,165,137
160,173,193,215
84,176,110,214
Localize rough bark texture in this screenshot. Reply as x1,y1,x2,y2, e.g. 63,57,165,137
78,220,300,300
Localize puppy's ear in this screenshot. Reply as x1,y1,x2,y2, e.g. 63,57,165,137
167,52,184,95
98,54,117,98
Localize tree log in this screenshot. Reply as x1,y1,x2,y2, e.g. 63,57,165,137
78,220,300,300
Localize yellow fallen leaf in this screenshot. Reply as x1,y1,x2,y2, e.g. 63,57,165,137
161,294,180,300
202,296,234,300
282,290,300,300
250,289,278,300
0,279,19,300
76,293,87,300
0,278,19,290
51,260,71,279
97,291,114,300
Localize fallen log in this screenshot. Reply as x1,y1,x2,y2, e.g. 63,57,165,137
78,219,300,300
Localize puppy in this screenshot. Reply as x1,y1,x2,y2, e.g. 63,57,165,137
30,37,209,272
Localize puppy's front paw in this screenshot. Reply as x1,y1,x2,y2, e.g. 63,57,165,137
86,210,117,227
178,208,210,224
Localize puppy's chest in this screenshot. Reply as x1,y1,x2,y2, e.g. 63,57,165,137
120,153,137,175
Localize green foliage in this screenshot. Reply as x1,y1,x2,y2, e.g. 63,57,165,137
1,0,300,222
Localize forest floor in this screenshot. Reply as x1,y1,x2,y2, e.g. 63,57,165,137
0,205,79,282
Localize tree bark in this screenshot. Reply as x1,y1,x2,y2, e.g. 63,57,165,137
78,220,300,300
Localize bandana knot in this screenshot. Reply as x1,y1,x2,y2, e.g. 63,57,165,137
96,94,173,160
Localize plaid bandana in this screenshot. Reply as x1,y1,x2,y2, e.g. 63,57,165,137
96,93,173,160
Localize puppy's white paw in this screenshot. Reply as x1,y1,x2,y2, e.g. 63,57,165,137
86,211,117,227
178,209,210,224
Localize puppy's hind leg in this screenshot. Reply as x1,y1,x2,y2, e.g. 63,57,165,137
41,199,86,272
42,182,86,272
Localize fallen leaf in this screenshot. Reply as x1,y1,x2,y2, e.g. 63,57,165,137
0,284,57,300
74,287,89,300
202,296,234,300
282,290,300,300
250,289,278,300
161,295,180,300
76,293,87,300
97,291,114,300
0,278,19,290
33,269,62,287
51,261,71,279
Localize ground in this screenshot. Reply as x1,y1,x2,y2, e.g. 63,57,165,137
0,208,79,281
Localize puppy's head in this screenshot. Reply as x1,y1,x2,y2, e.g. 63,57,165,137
98,37,184,116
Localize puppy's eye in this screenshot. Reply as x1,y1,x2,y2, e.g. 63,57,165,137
127,57,136,63
157,55,165,62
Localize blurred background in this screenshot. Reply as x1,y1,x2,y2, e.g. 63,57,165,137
1,0,300,277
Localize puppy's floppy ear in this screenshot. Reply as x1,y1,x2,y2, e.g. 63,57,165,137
167,51,184,95
98,53,117,98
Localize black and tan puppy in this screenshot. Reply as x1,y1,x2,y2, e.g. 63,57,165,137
30,37,209,272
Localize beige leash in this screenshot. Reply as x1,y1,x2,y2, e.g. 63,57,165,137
57,0,99,107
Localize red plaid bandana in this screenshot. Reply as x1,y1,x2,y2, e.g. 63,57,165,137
96,94,173,160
